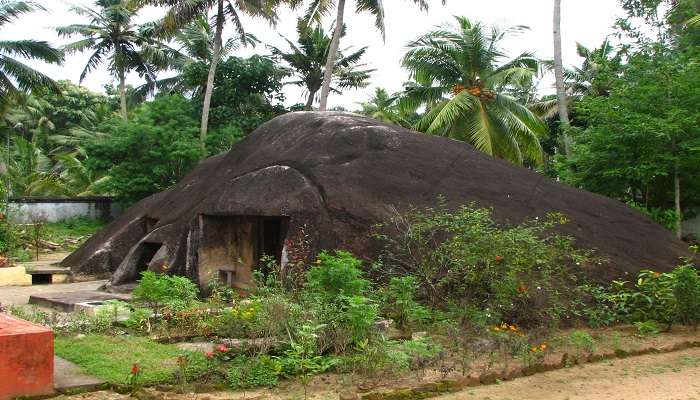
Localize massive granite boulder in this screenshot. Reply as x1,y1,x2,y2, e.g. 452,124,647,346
62,112,690,290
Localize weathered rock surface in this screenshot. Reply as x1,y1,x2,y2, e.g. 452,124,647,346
62,112,690,288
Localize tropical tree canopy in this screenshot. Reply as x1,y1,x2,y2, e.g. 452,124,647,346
57,0,164,120
358,88,411,127
0,0,62,114
134,15,257,100
269,20,373,110
401,16,546,165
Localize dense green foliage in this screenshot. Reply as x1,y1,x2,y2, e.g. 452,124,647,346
557,48,700,212
374,203,594,327
85,95,203,204
183,55,288,152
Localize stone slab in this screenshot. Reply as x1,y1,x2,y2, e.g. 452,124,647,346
54,356,105,393
29,290,131,312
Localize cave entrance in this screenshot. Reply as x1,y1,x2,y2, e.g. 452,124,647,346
199,215,288,293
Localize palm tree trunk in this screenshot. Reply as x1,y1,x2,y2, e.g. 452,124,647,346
319,0,346,112
118,69,128,121
553,0,571,155
305,90,317,111
200,0,224,151
674,158,682,239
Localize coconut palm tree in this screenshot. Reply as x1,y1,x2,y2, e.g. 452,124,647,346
269,20,373,110
553,0,571,155
358,88,410,127
57,0,163,121
401,17,546,165
134,16,256,100
0,1,62,115
530,39,621,120
132,0,302,149
305,0,443,111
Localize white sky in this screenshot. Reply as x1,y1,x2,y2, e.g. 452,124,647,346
5,0,625,110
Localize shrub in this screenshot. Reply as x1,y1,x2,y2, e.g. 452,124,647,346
374,202,595,327
594,264,700,329
634,320,660,337
304,251,379,353
567,330,595,359
672,264,700,327
227,355,282,389
306,250,369,300
380,276,430,331
132,271,200,312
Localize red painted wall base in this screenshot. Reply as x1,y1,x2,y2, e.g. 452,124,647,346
0,313,54,400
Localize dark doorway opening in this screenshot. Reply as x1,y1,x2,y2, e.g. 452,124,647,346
135,242,161,272
32,274,52,285
198,215,289,293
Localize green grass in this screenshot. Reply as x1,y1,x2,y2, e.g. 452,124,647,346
43,218,107,247
55,335,186,385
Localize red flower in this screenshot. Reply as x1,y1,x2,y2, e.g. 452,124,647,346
216,344,229,353
205,352,215,359
131,363,140,375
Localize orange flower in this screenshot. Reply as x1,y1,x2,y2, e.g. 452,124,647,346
530,347,538,353
495,255,504,263
540,343,547,351
518,284,528,294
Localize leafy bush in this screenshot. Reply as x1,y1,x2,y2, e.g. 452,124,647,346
342,337,442,377
600,266,700,328
380,276,430,331
304,251,379,353
673,264,700,327
374,202,595,327
85,94,204,204
132,271,200,312
567,330,595,359
227,355,282,389
306,250,369,300
634,320,661,337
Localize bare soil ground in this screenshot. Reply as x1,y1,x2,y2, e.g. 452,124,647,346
439,347,700,400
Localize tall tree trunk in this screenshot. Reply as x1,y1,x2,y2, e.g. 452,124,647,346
305,90,317,111
118,69,128,121
200,0,224,151
553,0,572,155
674,158,682,239
319,0,346,111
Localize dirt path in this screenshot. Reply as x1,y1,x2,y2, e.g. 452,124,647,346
439,347,700,400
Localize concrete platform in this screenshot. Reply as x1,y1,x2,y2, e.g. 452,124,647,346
54,356,105,393
0,280,107,306
28,290,131,312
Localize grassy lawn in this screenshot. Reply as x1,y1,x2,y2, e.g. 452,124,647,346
43,218,107,249
55,335,186,385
